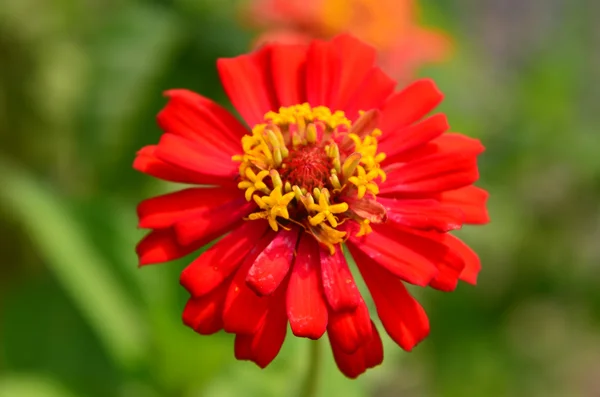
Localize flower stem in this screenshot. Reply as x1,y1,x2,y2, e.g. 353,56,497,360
299,339,321,397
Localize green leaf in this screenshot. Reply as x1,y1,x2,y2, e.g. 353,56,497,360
0,160,146,370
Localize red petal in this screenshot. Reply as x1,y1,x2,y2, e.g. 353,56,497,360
446,234,481,285
327,299,372,353
439,186,490,224
234,334,253,361
372,224,466,292
352,247,430,351
182,278,229,335
343,67,396,122
379,113,449,159
329,34,377,109
136,228,203,266
383,160,479,195
217,45,278,127
320,247,362,312
155,134,238,183
247,228,300,296
158,89,246,149
137,187,242,229
405,230,465,292
362,322,384,369
305,39,341,108
379,197,464,232
173,198,253,246
133,145,216,185
223,232,276,334
233,291,288,368
287,236,328,339
426,133,485,155
379,79,444,134
270,44,308,106
347,229,439,287
328,320,384,379
180,221,269,297
381,134,484,195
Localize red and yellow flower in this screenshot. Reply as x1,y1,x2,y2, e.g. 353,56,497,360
243,0,452,84
134,34,488,378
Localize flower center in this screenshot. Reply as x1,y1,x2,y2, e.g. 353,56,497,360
233,104,388,253
280,144,331,191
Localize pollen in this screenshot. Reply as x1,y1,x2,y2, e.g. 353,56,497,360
233,103,388,253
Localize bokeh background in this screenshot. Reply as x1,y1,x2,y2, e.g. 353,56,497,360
1,0,599,396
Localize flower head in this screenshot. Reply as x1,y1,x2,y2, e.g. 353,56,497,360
243,0,452,83
134,34,489,378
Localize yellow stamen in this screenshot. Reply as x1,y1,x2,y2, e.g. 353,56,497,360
312,187,321,202
356,219,372,237
348,166,380,199
308,190,349,228
265,103,350,130
327,142,342,174
330,173,342,190
292,185,304,201
342,152,362,181
238,169,270,201
270,169,283,189
306,123,317,143
347,129,387,181
310,223,347,255
252,186,295,231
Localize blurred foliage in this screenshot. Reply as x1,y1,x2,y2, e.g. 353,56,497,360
1,0,599,396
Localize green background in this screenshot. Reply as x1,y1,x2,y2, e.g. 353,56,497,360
1,0,599,396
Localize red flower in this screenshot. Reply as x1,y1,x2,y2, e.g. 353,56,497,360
134,34,489,378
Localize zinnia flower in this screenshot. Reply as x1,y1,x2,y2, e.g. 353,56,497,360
242,0,452,84
134,34,488,378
